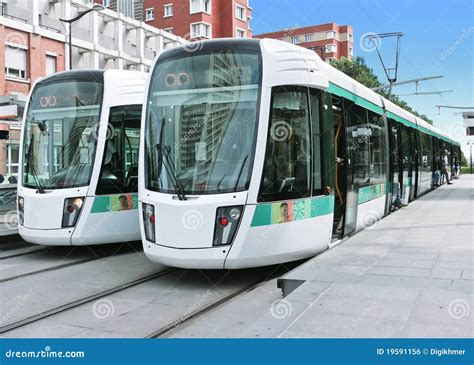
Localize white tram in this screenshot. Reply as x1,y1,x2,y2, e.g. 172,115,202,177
139,39,460,269
17,69,146,245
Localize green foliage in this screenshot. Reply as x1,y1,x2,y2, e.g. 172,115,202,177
330,57,435,125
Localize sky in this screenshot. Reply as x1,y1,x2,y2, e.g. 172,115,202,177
250,0,474,158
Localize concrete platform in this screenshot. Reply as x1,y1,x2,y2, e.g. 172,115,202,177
170,176,473,338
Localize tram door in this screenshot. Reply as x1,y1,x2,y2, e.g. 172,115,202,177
409,128,418,201
331,95,347,241
400,126,411,204
388,119,401,209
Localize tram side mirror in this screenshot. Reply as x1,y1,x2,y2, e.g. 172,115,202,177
278,177,295,193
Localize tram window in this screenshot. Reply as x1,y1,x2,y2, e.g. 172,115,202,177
346,102,370,186
367,111,386,185
96,105,141,195
258,86,311,202
310,88,323,193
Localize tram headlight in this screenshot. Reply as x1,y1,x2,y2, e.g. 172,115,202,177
18,196,24,226
62,197,84,228
142,203,156,243
213,206,243,246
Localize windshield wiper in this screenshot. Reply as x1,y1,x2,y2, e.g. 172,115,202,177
26,133,46,194
156,144,187,201
234,155,249,192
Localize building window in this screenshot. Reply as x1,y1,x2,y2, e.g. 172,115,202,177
190,0,211,14
145,8,155,20
325,44,337,53
7,144,19,178
235,4,246,21
163,4,173,17
236,28,246,38
326,31,336,39
164,27,173,34
45,54,56,76
5,45,27,80
103,0,110,7
118,0,134,18
291,36,299,44
304,34,314,42
190,22,211,38
349,47,353,57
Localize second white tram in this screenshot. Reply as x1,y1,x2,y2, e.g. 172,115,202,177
18,69,146,245
139,39,460,269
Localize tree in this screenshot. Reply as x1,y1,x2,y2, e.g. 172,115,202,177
330,57,435,125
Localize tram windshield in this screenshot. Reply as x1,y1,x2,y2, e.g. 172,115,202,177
145,50,261,195
22,75,103,190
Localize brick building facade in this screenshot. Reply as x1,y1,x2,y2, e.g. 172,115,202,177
0,25,65,182
143,0,252,39
254,23,353,61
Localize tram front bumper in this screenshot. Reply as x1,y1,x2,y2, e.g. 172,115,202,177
18,225,73,245
142,241,228,269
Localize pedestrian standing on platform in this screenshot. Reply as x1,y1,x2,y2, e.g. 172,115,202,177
441,149,452,185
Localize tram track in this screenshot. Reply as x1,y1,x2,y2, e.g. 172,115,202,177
0,268,178,334
146,276,268,338
0,242,142,283
0,235,30,251
1,262,296,338
0,246,46,261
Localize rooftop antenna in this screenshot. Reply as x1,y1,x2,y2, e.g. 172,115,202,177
364,32,404,96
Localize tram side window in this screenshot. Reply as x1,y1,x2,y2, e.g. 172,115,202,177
367,111,386,185
310,88,323,193
258,86,311,202
421,133,432,174
96,105,141,195
346,102,370,186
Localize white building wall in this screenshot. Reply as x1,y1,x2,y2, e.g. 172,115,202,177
1,0,185,72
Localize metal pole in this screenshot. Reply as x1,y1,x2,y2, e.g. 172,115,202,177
69,23,72,70
60,5,104,71
469,143,472,175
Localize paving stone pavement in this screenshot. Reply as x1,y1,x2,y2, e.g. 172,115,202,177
169,176,473,338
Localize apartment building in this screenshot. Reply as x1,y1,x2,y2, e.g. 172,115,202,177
0,0,184,182
98,0,144,21
142,0,252,39
254,23,353,61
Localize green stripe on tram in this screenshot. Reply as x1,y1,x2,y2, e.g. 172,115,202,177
358,183,385,205
90,193,139,213
327,84,457,145
386,111,416,128
327,82,384,115
251,195,335,227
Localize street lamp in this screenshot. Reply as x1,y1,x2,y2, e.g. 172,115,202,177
60,4,104,70
468,142,473,174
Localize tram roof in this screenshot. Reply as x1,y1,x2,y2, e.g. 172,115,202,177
154,38,460,146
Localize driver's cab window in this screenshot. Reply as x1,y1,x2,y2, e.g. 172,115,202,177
96,105,141,195
258,86,311,202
